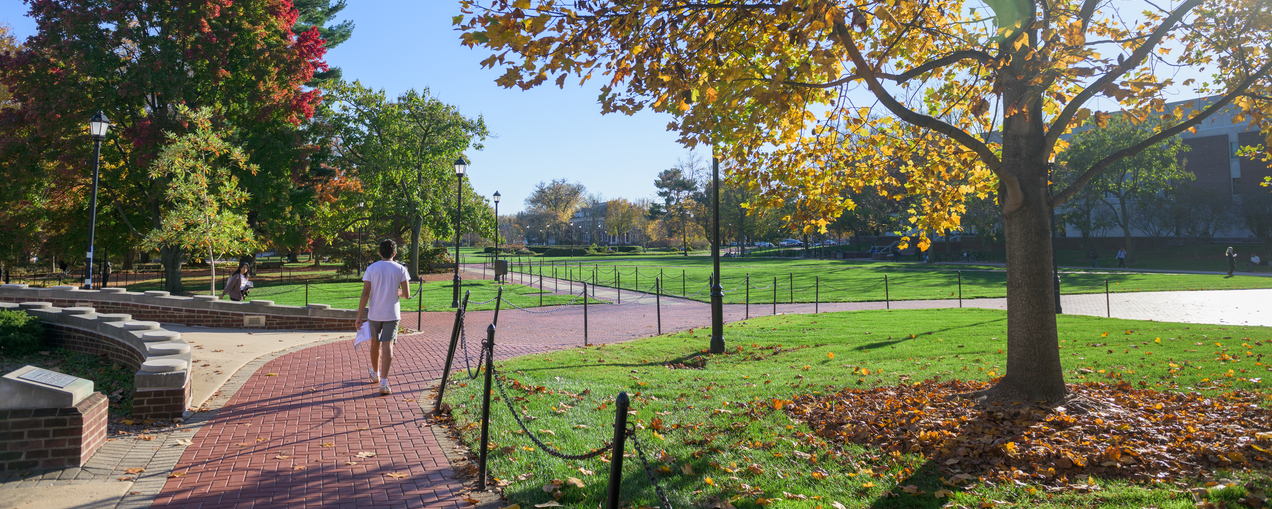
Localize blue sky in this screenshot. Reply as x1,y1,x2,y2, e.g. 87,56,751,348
1,2,692,215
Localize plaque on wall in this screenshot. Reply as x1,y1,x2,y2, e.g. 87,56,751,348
17,368,79,388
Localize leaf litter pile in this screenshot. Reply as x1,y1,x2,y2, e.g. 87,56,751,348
786,379,1272,488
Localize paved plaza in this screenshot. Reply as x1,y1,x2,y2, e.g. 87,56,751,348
2,268,1271,508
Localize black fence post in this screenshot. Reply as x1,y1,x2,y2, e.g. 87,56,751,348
789,272,794,304
656,278,661,335
635,267,639,294
433,291,472,411
583,282,589,346
958,270,963,308
1105,278,1110,317
604,392,631,509
554,262,558,294
772,276,777,315
477,324,496,490
305,281,309,307
418,277,424,330
885,274,890,310
617,269,621,304
745,273,750,320
815,276,819,314
493,286,504,327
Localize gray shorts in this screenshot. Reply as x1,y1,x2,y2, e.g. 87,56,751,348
369,320,399,343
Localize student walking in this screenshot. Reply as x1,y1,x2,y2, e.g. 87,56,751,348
356,239,412,395
219,264,251,301
1226,247,1237,276
1115,248,1127,268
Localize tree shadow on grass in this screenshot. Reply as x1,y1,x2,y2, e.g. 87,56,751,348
852,318,1006,351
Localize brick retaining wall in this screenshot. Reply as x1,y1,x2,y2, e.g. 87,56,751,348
0,393,108,471
0,285,356,331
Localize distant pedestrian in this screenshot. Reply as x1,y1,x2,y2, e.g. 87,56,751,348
1089,249,1099,268
1248,253,1262,271
1226,246,1236,276
220,263,250,301
1115,248,1126,268
355,239,412,396
101,260,112,288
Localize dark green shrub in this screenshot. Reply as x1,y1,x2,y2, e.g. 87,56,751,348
0,309,44,356
614,246,644,253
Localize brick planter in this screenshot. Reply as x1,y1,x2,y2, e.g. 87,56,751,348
0,393,107,471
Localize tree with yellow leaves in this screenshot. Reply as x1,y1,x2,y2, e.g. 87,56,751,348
458,0,1272,404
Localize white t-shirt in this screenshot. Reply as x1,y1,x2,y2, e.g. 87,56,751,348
363,260,410,321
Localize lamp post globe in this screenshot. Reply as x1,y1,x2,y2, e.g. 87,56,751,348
451,157,468,307
85,111,110,289
493,191,501,283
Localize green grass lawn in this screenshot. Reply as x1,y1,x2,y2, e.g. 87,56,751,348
197,279,597,312
502,255,1272,304
441,308,1272,508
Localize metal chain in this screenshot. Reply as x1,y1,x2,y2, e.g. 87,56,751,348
629,427,675,509
470,294,500,305
500,291,586,314
492,368,614,460
458,309,487,380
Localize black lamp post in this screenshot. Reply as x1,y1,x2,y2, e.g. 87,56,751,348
452,157,467,308
84,111,110,289
493,191,501,283
709,152,725,354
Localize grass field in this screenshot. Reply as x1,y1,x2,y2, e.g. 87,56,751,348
442,308,1272,509
503,255,1272,304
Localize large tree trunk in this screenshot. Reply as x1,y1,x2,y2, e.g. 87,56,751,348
408,215,422,281
980,62,1067,404
160,245,184,294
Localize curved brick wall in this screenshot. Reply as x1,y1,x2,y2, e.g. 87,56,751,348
1,301,193,420
0,284,356,331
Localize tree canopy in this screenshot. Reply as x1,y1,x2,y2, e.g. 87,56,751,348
0,0,328,291
326,80,490,279
458,0,1272,403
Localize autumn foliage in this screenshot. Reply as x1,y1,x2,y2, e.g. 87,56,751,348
788,379,1272,487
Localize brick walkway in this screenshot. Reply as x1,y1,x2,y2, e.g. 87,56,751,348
146,270,1272,508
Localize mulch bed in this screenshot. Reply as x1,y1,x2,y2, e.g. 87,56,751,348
785,379,1272,487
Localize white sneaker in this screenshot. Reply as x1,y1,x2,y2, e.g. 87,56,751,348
379,380,391,395
369,369,380,383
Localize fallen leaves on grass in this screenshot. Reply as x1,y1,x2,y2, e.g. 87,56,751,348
786,379,1272,486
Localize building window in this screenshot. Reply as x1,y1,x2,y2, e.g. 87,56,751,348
1233,177,1243,195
